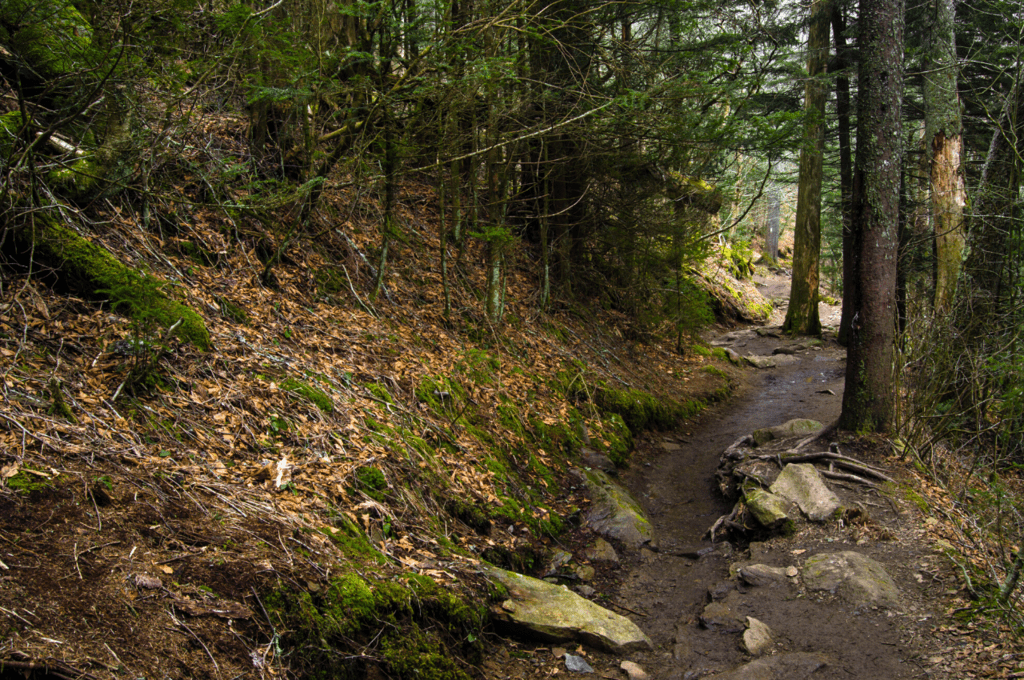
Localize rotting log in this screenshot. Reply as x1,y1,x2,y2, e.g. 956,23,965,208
10,215,212,350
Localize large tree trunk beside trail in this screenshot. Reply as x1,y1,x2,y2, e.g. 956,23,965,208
839,0,904,433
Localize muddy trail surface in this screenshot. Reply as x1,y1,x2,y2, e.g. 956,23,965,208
599,323,947,680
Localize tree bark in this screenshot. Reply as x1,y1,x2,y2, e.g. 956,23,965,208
784,0,831,336
832,6,856,346
839,0,905,433
925,0,965,313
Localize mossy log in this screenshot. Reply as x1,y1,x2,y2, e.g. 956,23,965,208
12,215,212,350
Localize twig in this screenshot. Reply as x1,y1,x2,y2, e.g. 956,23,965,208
73,542,83,580
606,600,647,617
169,614,220,676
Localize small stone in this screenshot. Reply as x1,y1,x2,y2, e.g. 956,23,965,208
737,564,790,587
552,647,567,659
620,660,649,680
565,654,594,673
740,617,773,656
575,585,596,597
575,565,596,581
585,538,619,564
786,566,799,578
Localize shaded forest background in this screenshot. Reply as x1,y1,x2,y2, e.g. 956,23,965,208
3,0,1024,675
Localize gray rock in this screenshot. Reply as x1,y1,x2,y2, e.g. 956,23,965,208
700,591,746,632
743,355,778,369
752,419,824,444
740,617,773,656
801,551,899,608
620,661,649,680
769,463,841,521
565,654,594,673
541,549,574,578
577,469,654,548
575,565,596,581
712,652,829,680
581,447,617,474
743,487,797,531
584,538,619,564
482,564,653,652
737,564,792,587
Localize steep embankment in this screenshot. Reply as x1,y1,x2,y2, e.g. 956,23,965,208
0,179,751,679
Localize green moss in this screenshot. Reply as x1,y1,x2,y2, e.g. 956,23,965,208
692,345,713,357
47,156,103,200
595,385,705,432
217,296,249,325
593,413,633,467
0,111,31,157
318,516,383,562
12,216,211,350
415,376,466,413
703,365,729,380
1,0,92,79
5,468,54,495
47,378,76,423
264,572,483,680
281,377,333,413
904,488,930,513
712,347,730,360
355,465,388,501
365,382,394,404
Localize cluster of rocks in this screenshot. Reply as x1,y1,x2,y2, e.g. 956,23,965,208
480,462,658,668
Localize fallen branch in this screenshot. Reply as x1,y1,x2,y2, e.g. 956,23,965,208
756,450,896,483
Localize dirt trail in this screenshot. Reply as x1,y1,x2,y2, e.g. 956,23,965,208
597,296,946,679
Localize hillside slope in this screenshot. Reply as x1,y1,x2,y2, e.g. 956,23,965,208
0,175,745,679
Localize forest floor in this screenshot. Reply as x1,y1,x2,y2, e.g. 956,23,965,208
1,208,1019,680
474,273,1021,680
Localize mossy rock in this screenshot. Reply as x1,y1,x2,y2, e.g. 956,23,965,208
46,155,104,201
10,215,211,350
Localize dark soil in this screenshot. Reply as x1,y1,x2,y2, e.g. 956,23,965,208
479,278,958,680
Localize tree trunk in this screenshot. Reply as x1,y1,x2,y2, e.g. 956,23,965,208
925,0,965,313
765,189,781,264
832,6,856,346
784,0,831,336
839,0,905,433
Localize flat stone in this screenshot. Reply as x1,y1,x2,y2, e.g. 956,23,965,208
712,652,830,680
482,565,653,652
581,447,617,474
565,654,594,673
541,549,574,577
659,440,682,452
752,419,824,444
700,591,746,632
741,617,773,656
744,355,778,369
769,463,841,522
577,469,654,549
584,538,619,564
802,551,899,608
620,661,649,680
737,564,792,587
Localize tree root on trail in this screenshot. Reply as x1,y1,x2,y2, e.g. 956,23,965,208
706,501,745,542
752,450,896,484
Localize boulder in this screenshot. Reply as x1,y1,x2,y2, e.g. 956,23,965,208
577,469,654,548
483,565,653,653
801,551,899,608
769,464,841,522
